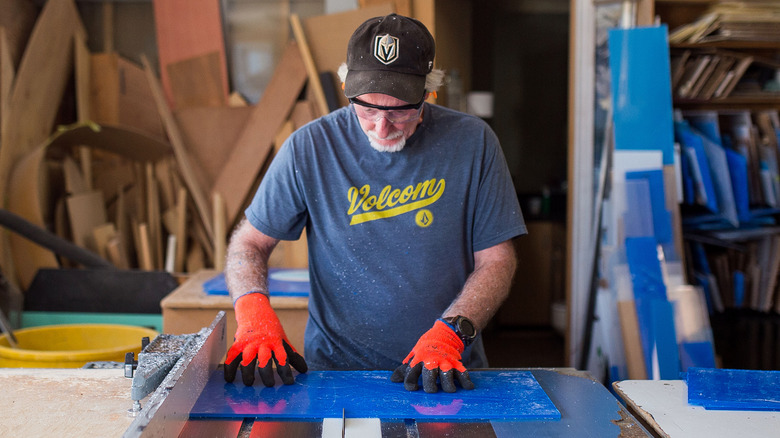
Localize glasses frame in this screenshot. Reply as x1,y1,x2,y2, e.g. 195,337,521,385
348,96,426,124
348,97,425,112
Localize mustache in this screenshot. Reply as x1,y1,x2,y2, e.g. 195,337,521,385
367,129,404,141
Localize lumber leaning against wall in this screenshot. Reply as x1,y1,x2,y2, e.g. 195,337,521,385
0,0,86,288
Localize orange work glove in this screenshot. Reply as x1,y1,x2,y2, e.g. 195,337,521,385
223,292,307,386
390,319,475,393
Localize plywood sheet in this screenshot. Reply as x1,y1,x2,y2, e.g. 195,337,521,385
167,51,225,109
47,122,172,162
0,368,134,437
174,105,253,190
191,370,561,421
7,144,59,289
290,100,317,130
0,0,85,203
359,0,410,16
66,190,107,251
0,0,38,68
152,0,228,108
1,27,14,140
212,41,307,226
90,52,165,138
143,55,214,243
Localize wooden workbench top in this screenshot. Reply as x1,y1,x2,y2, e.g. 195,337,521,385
161,269,308,310
614,379,780,438
0,368,135,437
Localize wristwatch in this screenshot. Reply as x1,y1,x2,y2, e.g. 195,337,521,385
442,315,477,347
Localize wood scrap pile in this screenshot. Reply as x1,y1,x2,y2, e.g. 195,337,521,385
0,0,402,291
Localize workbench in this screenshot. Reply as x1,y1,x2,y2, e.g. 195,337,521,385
613,379,780,438
0,367,651,437
160,269,308,352
0,368,134,437
1,313,651,437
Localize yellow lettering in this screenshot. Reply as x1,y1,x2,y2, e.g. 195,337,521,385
429,179,444,196
349,179,446,225
387,189,401,207
399,186,414,203
347,185,370,215
376,186,392,209
411,182,425,200
363,195,377,211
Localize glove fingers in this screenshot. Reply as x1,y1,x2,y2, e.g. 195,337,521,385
241,343,260,367
422,366,439,393
455,369,475,390
404,362,423,391
283,341,309,374
258,360,276,387
225,341,244,365
276,362,295,385
440,369,457,393
390,363,407,383
224,351,241,383
240,357,257,386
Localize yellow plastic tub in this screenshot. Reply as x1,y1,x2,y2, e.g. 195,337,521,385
0,324,158,368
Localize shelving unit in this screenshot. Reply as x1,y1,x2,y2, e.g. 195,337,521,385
656,0,780,369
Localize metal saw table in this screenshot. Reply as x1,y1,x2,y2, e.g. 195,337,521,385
124,313,650,437
1,312,651,437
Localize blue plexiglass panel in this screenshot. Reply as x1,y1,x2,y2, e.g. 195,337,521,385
190,370,561,421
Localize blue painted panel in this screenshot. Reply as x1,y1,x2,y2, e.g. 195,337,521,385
687,367,780,411
608,26,675,165
626,169,673,243
190,370,561,421
626,236,668,374
651,299,680,380
203,270,310,297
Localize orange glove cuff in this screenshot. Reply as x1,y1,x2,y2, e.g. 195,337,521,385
404,319,466,373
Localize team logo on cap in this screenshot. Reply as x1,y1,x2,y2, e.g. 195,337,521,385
374,34,399,65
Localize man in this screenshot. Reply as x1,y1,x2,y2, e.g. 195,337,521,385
223,13,526,393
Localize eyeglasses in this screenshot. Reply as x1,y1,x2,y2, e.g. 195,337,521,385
349,97,424,124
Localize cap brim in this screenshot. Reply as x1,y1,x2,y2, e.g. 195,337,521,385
344,69,426,104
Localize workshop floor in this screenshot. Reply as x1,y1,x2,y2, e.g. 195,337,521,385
482,326,566,368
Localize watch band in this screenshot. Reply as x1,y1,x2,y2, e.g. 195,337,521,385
440,315,477,347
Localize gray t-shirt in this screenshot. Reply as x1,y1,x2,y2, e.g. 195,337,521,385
245,104,526,370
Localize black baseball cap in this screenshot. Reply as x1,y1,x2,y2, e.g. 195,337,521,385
344,13,435,104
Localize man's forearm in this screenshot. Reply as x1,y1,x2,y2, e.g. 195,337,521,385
224,219,278,304
443,240,517,330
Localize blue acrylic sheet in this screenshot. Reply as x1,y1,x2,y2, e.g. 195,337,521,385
203,270,310,297
608,26,675,165
687,367,780,411
625,169,673,244
190,370,561,421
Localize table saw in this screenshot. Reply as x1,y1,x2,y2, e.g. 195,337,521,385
1,312,651,437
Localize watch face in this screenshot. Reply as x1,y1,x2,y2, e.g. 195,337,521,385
458,317,476,338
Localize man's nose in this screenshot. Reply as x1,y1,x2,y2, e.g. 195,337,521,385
373,116,393,135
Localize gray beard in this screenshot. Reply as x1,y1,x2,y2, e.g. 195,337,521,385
368,131,406,153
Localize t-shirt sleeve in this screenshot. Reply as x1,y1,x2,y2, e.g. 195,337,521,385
472,127,527,251
244,137,308,240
